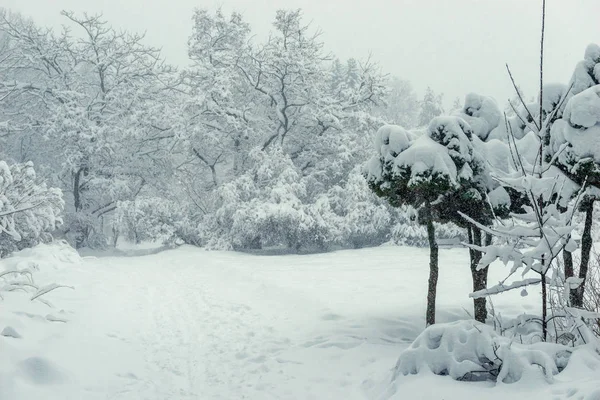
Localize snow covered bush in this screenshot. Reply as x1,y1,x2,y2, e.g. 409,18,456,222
389,207,466,248
324,167,392,248
0,161,63,258
0,241,76,306
114,197,201,246
393,320,576,384
203,148,329,251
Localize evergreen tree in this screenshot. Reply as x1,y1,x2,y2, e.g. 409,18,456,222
418,87,444,127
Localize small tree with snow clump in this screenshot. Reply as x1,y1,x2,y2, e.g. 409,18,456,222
451,92,514,323
366,119,489,326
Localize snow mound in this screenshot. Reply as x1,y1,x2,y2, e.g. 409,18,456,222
394,135,458,185
396,116,477,185
551,85,600,165
569,44,600,100
487,186,511,211
374,124,414,161
392,320,574,384
0,241,81,273
453,93,501,140
393,321,498,381
564,85,600,128
1,326,21,338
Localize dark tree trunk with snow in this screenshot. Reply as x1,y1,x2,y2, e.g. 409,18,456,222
575,199,594,307
73,167,86,249
468,226,488,323
425,208,438,327
563,249,578,306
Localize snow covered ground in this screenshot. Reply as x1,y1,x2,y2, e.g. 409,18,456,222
1,243,599,399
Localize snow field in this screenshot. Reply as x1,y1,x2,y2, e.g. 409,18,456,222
1,243,599,399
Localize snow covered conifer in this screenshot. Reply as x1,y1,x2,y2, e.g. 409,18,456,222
460,19,599,341
417,87,444,127
366,118,489,326
550,81,600,307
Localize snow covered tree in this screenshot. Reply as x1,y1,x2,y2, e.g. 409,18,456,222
549,44,600,307
0,11,180,248
0,161,63,257
451,97,462,112
181,8,388,247
376,77,419,128
182,7,254,186
203,148,325,251
366,119,489,326
114,197,200,246
449,92,514,322
460,6,599,341
324,167,392,248
417,87,443,127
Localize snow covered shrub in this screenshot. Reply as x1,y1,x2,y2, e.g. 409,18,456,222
393,320,571,384
324,167,392,248
64,211,107,250
205,148,330,251
389,207,466,247
0,161,63,258
0,241,76,304
114,197,201,246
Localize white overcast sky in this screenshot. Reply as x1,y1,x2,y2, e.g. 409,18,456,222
3,0,599,107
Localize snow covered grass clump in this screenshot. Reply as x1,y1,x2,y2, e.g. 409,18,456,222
391,320,599,388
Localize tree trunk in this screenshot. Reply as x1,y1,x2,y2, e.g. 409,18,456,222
73,167,85,249
112,227,120,248
73,167,83,213
563,249,577,306
575,200,594,307
425,211,439,327
468,227,488,323
542,268,548,341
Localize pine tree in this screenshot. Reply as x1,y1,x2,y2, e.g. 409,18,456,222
418,87,444,127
